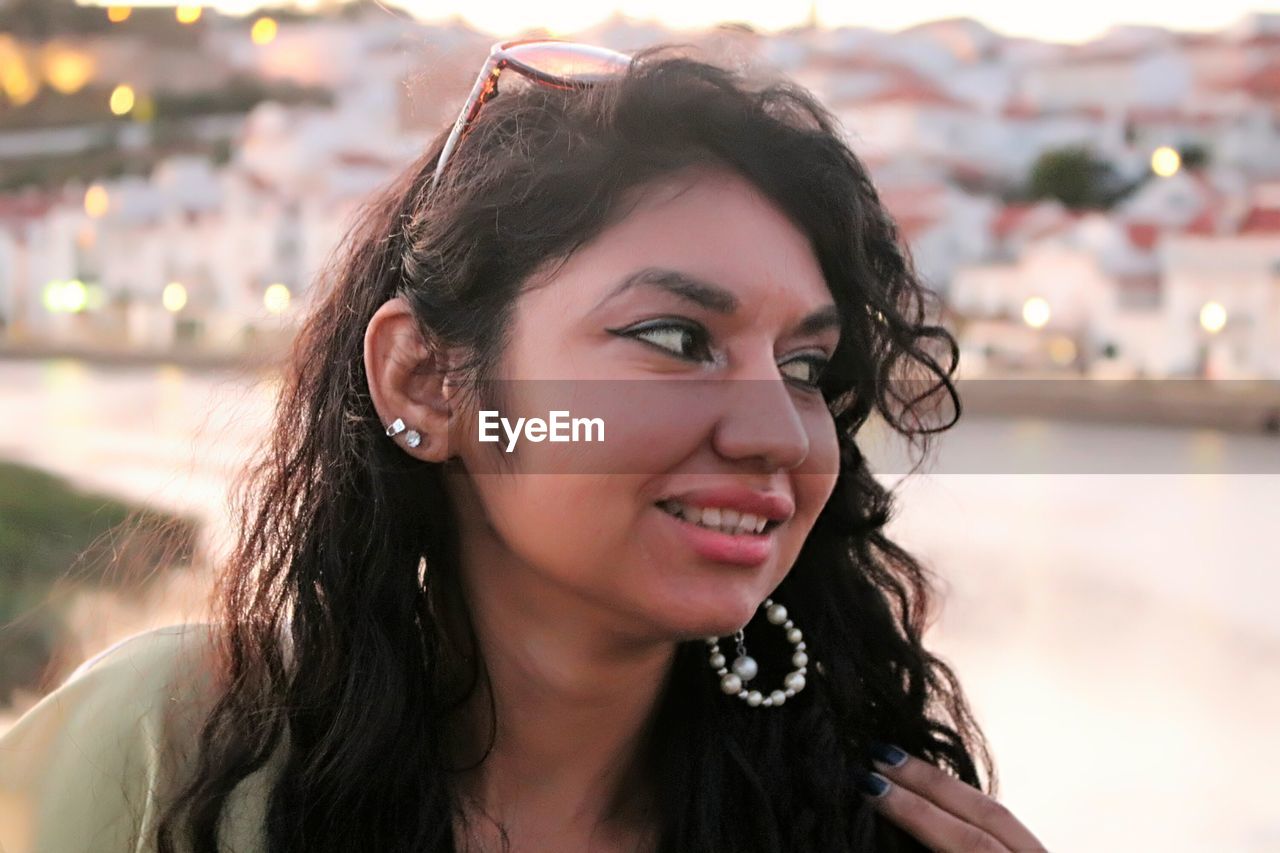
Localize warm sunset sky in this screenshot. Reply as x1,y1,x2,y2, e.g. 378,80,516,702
84,1,1280,44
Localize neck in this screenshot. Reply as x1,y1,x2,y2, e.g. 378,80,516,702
431,505,674,847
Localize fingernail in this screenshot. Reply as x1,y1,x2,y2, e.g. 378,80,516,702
853,768,891,798
870,741,909,767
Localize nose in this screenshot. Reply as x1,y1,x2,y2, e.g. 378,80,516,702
710,367,810,472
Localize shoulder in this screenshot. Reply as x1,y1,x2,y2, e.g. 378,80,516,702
68,622,220,686
32,621,224,749
0,623,225,853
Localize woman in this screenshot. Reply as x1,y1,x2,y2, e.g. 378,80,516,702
0,40,1047,853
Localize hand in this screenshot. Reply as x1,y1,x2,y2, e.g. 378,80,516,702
854,742,1050,853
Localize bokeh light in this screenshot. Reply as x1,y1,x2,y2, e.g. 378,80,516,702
1022,296,1051,329
109,83,135,116
42,48,94,95
43,280,89,313
263,283,291,314
1,51,38,106
1151,146,1182,177
163,283,189,313
84,185,110,219
41,282,64,313
251,17,279,46
1199,301,1227,333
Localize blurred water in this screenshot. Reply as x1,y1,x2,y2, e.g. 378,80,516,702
0,359,1277,852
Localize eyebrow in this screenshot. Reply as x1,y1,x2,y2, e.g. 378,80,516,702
596,266,842,338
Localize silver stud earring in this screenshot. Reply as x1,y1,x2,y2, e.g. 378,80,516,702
705,597,809,708
385,416,423,448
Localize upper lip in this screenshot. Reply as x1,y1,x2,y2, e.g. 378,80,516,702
656,486,795,523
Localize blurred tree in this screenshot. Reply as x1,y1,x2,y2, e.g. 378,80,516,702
0,460,200,705
1027,145,1127,210
1179,142,1210,170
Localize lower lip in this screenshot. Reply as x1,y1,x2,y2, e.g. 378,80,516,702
653,505,776,567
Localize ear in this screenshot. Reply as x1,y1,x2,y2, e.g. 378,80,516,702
363,296,458,462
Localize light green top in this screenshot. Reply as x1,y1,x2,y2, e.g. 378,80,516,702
0,623,284,853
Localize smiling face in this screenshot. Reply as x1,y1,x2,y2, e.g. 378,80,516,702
443,164,842,642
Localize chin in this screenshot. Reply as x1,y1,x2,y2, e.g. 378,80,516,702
645,588,770,642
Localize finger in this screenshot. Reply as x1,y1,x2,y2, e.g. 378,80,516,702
871,746,1049,853
856,767,1010,853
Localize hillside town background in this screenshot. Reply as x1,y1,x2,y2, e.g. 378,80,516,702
2,1,1280,382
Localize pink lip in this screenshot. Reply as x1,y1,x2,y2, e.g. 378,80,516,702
651,506,780,568
657,486,795,523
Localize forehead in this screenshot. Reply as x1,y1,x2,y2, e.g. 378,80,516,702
539,165,829,304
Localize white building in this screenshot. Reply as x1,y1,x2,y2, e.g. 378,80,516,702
1159,219,1280,378
949,184,1280,378
877,182,997,294
1017,44,1194,114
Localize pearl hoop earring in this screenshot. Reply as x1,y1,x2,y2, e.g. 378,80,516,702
385,416,422,448
705,597,809,708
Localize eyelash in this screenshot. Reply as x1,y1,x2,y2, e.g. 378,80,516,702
607,318,830,391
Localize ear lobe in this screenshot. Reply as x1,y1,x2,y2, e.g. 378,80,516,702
364,296,456,462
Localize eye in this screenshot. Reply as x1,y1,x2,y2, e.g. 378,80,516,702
609,319,717,364
779,353,829,390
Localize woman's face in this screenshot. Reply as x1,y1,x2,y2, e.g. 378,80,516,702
445,165,841,641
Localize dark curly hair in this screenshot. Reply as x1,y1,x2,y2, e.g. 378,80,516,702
154,42,992,853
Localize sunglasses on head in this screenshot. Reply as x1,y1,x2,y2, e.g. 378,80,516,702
431,38,634,191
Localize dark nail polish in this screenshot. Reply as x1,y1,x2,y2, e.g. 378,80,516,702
853,768,891,798
870,741,909,767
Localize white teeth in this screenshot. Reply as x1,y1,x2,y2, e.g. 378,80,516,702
660,501,770,535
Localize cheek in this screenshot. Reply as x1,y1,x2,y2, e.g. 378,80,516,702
794,413,841,527
468,472,642,581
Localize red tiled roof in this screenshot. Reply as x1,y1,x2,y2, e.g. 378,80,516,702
1001,97,1039,119
1125,106,1222,126
1055,43,1149,65
1183,208,1218,235
807,53,912,73
0,190,59,222
992,204,1036,238
1177,32,1222,48
1002,101,1109,121
1241,61,1280,99
990,203,1080,241
943,157,990,183
1239,206,1280,234
880,184,947,208
832,66,972,111
1069,105,1109,121
1126,221,1160,251
893,213,940,241
856,80,971,110
1237,34,1280,48
334,150,396,169
243,171,279,195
